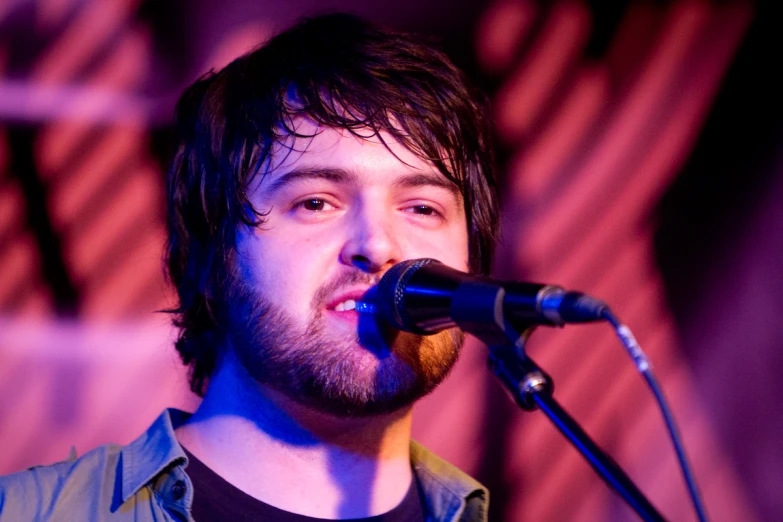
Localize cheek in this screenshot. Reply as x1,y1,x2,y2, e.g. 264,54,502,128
250,229,340,293
443,229,470,272
404,224,469,272
443,239,470,272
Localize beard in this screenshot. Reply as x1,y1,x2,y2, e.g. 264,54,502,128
222,269,464,417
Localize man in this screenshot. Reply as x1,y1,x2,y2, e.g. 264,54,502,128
0,13,499,521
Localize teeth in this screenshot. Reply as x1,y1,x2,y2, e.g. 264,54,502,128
335,299,356,312
333,299,378,313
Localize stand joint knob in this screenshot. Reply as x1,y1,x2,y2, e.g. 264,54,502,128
522,371,548,394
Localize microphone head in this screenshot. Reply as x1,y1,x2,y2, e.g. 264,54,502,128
377,258,441,333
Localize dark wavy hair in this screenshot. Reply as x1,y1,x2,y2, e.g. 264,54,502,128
165,13,500,396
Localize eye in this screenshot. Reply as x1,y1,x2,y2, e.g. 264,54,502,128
404,204,442,218
412,205,434,215
295,198,332,212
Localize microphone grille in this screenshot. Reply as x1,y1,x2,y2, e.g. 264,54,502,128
377,258,438,330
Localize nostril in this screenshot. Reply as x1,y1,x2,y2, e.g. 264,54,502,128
340,224,401,272
350,254,396,275
351,254,374,271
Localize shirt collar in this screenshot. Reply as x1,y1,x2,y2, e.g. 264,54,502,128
119,408,191,503
117,409,488,521
411,440,489,522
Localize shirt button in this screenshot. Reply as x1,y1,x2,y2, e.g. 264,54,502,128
171,480,186,501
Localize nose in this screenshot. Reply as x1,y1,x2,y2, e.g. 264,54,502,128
340,203,402,274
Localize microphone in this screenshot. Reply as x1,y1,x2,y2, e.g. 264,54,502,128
376,258,608,335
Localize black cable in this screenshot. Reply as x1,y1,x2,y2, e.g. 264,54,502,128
601,308,709,522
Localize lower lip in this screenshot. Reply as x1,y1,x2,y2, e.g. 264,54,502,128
325,309,400,350
326,309,361,326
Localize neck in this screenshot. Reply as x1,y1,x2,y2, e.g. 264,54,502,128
175,350,415,519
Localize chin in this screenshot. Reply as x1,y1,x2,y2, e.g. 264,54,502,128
226,277,465,418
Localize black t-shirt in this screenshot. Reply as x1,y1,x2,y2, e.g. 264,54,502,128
182,447,428,522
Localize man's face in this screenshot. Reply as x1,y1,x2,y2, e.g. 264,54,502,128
228,119,470,416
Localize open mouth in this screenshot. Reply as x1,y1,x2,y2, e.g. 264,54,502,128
333,299,376,313
323,289,400,354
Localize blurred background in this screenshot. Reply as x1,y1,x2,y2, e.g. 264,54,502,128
0,0,780,520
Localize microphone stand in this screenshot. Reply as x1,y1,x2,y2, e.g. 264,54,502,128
448,281,666,521
489,346,665,521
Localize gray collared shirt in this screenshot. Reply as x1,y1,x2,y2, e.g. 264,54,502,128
0,409,488,522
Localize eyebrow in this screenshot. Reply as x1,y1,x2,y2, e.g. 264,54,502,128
390,172,461,198
263,166,461,199
263,167,358,195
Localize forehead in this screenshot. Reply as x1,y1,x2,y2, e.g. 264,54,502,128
261,118,452,186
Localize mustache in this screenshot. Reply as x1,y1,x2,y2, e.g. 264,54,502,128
311,269,381,309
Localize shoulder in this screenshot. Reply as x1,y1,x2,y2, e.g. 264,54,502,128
410,440,485,495
0,409,190,522
410,441,489,522
0,443,123,521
